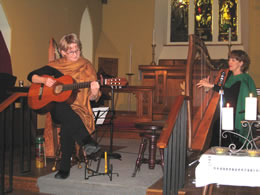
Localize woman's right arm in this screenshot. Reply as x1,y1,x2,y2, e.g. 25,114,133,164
27,66,62,87
31,74,56,87
31,74,47,84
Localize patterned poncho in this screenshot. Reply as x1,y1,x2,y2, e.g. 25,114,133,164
48,57,100,134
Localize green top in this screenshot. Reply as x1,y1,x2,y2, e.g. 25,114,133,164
224,72,257,138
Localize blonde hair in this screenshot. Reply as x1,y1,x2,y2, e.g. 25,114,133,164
59,33,82,52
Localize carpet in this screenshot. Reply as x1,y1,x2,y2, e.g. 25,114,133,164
37,138,163,195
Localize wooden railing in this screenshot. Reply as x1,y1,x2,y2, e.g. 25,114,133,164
157,95,187,195
0,92,34,194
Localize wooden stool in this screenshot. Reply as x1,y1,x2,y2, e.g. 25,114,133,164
132,122,164,177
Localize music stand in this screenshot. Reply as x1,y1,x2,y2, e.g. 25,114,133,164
84,107,119,181
92,95,121,160
92,107,109,141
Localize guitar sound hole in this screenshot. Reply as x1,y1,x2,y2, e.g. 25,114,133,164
54,85,63,94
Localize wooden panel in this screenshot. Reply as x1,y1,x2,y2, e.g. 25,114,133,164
155,70,167,104
98,57,118,77
101,86,154,122
139,64,186,117
158,59,186,66
114,86,154,122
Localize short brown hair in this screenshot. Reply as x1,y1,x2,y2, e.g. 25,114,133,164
229,50,250,73
59,33,82,52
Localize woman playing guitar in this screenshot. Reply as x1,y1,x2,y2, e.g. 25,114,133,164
27,33,101,179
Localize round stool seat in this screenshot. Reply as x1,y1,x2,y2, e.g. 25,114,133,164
135,121,164,132
139,132,160,138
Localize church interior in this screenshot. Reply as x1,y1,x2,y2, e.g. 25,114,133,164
1,0,260,194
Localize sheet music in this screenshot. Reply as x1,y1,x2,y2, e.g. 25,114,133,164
92,107,109,125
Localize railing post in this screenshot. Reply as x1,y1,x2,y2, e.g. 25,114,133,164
162,100,187,195
6,104,14,193
0,93,33,194
19,97,32,173
0,111,5,195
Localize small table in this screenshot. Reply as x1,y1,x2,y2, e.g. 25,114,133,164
195,148,260,194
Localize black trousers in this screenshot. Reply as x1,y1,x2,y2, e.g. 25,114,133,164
50,102,90,171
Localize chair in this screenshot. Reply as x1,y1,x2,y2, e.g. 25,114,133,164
132,121,164,177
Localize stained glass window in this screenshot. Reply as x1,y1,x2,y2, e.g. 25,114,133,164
218,0,238,42
169,0,240,44
195,0,213,41
170,0,189,42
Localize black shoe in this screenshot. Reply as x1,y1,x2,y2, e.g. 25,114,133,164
54,170,70,179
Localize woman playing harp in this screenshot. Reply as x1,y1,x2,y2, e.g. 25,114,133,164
197,50,257,147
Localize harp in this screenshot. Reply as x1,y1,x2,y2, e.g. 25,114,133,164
185,35,228,152
43,38,62,158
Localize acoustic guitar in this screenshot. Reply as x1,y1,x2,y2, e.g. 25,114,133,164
28,75,128,112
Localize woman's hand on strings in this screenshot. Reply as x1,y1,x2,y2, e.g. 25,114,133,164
44,77,56,87
31,74,56,87
196,76,214,89
89,81,100,100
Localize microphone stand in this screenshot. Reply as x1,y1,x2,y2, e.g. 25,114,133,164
108,87,121,160
217,71,226,146
219,87,224,146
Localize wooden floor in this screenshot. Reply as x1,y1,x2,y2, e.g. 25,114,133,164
3,115,260,195
4,157,54,194
6,150,260,195
3,114,142,195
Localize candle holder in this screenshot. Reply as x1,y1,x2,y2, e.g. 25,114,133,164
228,43,232,56
126,73,134,85
150,44,156,65
228,27,232,55
126,73,134,111
221,120,260,154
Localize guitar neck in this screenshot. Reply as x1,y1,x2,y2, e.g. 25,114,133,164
62,80,104,91
63,82,90,91
58,76,127,91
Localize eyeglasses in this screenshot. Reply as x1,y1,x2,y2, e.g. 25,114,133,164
66,49,80,55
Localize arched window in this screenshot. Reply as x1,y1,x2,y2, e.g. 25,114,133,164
80,7,93,63
0,3,11,52
169,0,239,44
